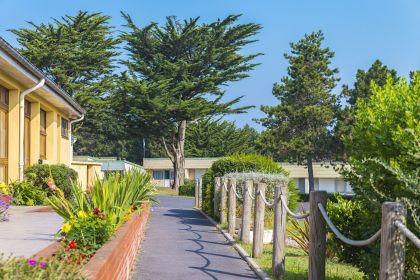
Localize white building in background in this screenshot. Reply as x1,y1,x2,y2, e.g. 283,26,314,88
142,157,352,194
143,158,217,187
74,156,144,177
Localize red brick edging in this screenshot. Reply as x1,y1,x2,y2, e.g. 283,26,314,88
82,203,150,280
32,203,150,280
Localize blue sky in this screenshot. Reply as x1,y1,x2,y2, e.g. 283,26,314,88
1,0,419,130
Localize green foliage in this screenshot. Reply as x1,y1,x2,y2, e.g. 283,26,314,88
48,170,154,228
24,164,78,198
186,118,259,157
334,60,398,159
11,11,122,158
179,179,195,197
115,14,261,189
202,154,299,219
59,210,114,263
298,192,354,202
341,75,420,278
258,31,339,192
0,256,85,280
9,181,46,206
326,194,377,267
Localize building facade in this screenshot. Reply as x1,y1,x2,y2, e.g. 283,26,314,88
143,157,352,194
0,37,84,183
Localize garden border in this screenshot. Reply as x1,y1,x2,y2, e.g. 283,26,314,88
196,208,271,280
32,203,150,280
82,203,150,280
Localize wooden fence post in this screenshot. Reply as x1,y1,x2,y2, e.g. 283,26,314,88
240,180,252,243
194,179,199,208
253,182,266,258
272,183,287,278
379,202,406,280
214,177,221,219
309,191,327,280
228,178,237,236
198,178,203,208
220,178,227,224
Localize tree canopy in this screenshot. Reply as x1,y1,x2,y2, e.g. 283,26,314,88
115,14,261,190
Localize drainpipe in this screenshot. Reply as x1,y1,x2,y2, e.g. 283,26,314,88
19,79,45,180
69,114,84,163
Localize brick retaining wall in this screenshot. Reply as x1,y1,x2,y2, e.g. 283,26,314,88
82,203,150,280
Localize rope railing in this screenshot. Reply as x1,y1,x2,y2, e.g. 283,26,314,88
395,220,420,249
280,195,310,219
232,185,244,201
259,191,274,207
318,203,381,246
207,176,418,280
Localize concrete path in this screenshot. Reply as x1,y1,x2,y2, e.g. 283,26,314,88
0,206,62,258
132,196,258,280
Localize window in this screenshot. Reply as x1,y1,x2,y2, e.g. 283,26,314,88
0,86,8,182
153,170,164,180
40,109,47,160
61,117,69,138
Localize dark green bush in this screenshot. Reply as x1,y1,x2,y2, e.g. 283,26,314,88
10,181,47,206
202,153,299,220
24,164,78,198
179,179,195,196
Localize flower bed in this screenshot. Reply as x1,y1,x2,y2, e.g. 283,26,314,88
31,203,150,280
82,203,150,280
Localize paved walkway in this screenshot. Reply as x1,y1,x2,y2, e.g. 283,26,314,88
132,196,258,280
0,206,62,258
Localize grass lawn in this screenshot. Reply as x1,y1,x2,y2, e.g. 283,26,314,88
154,186,178,196
239,243,364,280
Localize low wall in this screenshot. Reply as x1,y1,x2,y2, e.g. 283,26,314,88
71,161,102,190
82,203,150,280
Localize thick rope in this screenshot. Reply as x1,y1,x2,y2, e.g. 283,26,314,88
280,195,310,219
231,185,244,201
395,220,420,249
248,191,255,200
318,203,381,246
259,191,274,208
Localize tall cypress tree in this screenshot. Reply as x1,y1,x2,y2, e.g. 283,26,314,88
118,14,261,191
10,11,120,156
258,31,339,192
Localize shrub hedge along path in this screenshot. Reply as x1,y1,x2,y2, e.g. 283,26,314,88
132,195,258,279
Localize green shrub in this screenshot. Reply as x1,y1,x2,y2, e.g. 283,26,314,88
202,153,299,220
0,256,85,279
24,164,78,198
179,179,195,196
341,76,420,278
10,181,46,206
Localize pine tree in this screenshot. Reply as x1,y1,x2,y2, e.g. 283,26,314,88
258,31,339,192
118,14,261,191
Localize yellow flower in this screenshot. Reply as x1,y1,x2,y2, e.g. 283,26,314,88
62,223,71,233
77,211,88,220
0,182,9,195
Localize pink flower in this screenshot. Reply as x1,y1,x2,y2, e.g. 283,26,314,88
94,208,100,215
39,262,46,268
27,259,37,266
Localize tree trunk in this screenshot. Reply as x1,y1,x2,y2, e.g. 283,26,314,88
307,156,315,192
161,120,187,194
173,120,187,192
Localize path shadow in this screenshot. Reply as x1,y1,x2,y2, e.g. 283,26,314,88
166,208,257,279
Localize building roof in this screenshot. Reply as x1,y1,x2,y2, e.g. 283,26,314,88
73,156,143,170
0,36,84,117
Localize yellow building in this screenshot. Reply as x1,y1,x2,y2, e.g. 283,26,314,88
0,36,85,182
